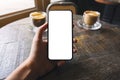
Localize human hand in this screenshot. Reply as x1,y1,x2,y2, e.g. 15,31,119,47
27,23,77,77
6,23,77,80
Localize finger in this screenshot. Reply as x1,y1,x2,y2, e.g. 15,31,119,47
73,48,77,53
34,23,48,41
73,38,77,43
57,61,65,67
73,45,77,53
50,60,65,67
43,39,48,43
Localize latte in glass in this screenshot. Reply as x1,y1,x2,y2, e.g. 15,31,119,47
83,10,100,26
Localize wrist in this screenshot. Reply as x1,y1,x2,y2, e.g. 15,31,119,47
6,59,39,80
27,58,56,76
26,57,55,77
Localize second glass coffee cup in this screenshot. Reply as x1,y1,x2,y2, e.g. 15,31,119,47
82,10,101,30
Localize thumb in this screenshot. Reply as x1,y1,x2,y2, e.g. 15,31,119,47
34,23,48,41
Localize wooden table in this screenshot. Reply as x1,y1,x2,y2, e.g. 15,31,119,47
0,15,120,80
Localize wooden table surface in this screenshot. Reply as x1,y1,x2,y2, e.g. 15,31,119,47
0,15,120,80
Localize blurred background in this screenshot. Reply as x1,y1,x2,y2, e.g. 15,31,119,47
0,0,120,27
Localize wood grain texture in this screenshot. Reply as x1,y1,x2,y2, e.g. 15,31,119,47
0,15,120,80
0,18,35,79
38,16,120,80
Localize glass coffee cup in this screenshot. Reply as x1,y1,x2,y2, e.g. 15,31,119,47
30,11,46,32
78,10,101,30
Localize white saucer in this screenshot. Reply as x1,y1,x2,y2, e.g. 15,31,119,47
77,20,102,30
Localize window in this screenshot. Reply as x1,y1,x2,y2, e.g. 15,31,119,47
0,0,50,27
0,0,35,16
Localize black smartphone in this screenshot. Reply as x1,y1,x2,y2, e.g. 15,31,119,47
47,2,76,60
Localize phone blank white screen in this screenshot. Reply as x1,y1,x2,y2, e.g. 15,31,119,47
48,11,72,60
